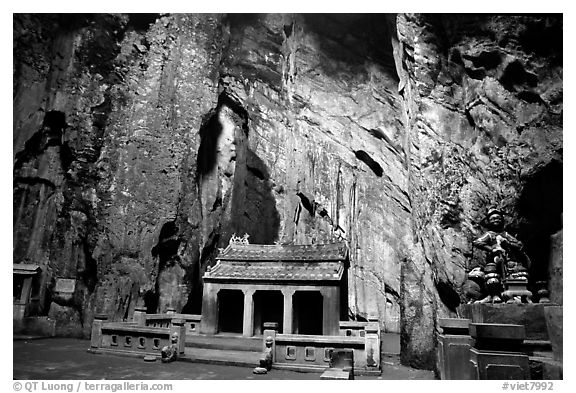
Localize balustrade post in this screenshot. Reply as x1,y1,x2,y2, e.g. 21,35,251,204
133,306,147,326
90,314,108,349
170,318,186,355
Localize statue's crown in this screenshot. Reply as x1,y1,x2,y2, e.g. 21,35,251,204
487,207,502,217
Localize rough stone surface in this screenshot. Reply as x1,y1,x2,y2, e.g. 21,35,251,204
13,14,562,369
548,229,563,304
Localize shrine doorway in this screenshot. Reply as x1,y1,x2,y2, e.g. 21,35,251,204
253,290,283,335
217,289,244,334
293,291,323,335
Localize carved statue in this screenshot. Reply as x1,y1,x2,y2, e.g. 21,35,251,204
253,336,274,374
468,208,532,304
161,332,179,363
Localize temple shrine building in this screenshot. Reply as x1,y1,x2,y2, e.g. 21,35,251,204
199,242,349,337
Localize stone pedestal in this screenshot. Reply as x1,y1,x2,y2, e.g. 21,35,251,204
437,318,472,380
458,303,556,341
469,323,530,380
365,321,380,369
502,279,532,303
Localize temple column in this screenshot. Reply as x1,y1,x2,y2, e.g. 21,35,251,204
242,288,255,337
282,288,295,334
322,287,340,336
199,283,219,335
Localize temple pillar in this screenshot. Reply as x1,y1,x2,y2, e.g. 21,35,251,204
322,287,340,336
242,288,255,337
199,283,219,335
282,288,295,334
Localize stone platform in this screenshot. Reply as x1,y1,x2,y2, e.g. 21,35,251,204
458,303,563,379
458,303,558,341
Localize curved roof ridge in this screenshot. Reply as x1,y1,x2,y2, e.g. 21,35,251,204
216,242,348,261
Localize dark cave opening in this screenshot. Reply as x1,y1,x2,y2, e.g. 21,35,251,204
301,14,399,80
196,109,222,176
127,14,160,31
151,221,181,271
516,160,563,288
499,60,538,92
15,110,68,169
435,280,461,311
143,290,159,314
354,150,384,177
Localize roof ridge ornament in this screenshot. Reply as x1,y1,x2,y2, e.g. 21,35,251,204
230,233,250,245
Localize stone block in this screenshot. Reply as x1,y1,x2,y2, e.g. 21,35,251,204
469,347,530,380
459,304,552,340
48,303,83,338
548,229,563,305
320,368,352,380
543,306,562,362
469,323,525,352
439,318,470,335
330,349,354,379
542,359,563,380
437,318,472,379
263,322,279,331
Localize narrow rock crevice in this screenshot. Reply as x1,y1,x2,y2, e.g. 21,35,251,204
354,150,384,177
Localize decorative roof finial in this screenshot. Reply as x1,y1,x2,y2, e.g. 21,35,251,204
230,233,250,245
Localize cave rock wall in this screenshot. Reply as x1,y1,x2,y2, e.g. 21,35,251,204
13,14,562,369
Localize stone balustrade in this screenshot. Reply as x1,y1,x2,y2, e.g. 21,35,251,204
131,306,201,336
268,331,379,375
146,314,201,335
339,321,368,337
88,314,187,358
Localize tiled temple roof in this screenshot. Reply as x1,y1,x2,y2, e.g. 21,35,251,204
205,261,344,282
204,243,348,283
216,243,348,262
13,263,41,275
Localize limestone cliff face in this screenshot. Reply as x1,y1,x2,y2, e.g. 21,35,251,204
394,14,562,368
13,14,562,368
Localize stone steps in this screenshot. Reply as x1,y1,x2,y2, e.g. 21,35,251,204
185,334,262,352
181,346,261,368
522,339,553,357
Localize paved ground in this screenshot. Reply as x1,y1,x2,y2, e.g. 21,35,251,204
13,338,435,380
